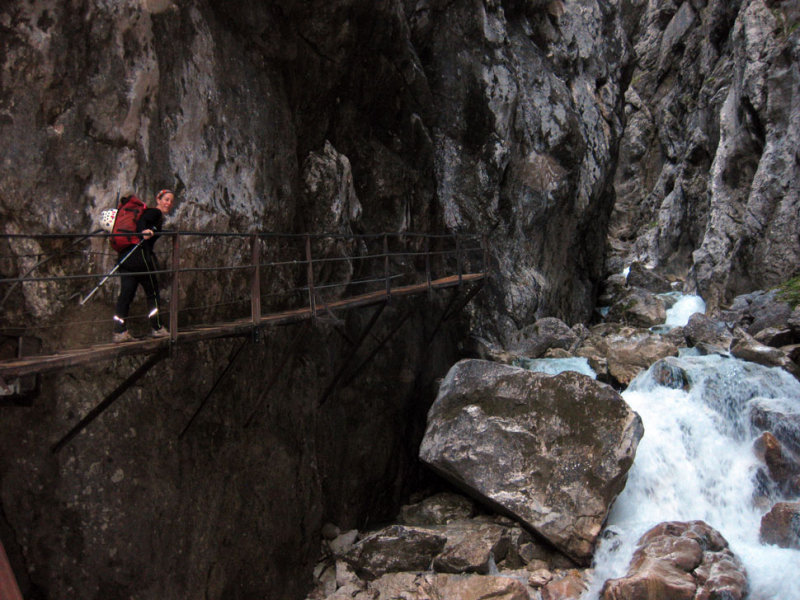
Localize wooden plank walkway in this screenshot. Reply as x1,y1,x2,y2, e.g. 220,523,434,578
0,273,483,379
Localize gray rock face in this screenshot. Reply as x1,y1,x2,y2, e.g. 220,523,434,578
419,359,643,564
413,0,631,338
608,1,800,311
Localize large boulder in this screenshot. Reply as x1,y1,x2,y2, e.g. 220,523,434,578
731,330,800,380
720,290,795,336
683,313,734,352
509,317,579,359
343,525,446,580
601,521,747,600
626,262,673,294
607,287,667,328
419,359,643,564
576,324,679,387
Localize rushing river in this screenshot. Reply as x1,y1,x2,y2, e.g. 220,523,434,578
583,295,800,599
519,294,800,598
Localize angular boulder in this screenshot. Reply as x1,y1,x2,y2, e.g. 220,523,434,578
601,521,747,600
343,525,446,580
419,360,643,564
753,432,800,496
398,492,476,526
576,324,679,387
607,287,667,328
731,331,800,379
432,520,510,574
760,502,800,550
510,317,579,359
684,313,734,351
368,572,530,600
541,569,590,600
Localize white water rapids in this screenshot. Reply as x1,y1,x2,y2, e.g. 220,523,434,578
519,294,800,598
584,295,800,599
585,354,800,599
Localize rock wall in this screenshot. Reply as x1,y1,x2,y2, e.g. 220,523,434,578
607,0,800,311
2,0,799,598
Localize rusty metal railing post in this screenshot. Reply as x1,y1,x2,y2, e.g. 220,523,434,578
384,234,391,301
455,234,463,288
482,234,489,277
425,235,432,299
251,234,261,335
306,234,316,319
169,234,180,344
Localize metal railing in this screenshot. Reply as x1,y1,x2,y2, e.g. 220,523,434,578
0,231,489,349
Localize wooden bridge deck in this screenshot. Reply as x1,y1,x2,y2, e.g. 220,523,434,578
0,272,484,379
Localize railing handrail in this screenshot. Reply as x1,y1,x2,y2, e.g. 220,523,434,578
0,230,490,355
0,230,486,241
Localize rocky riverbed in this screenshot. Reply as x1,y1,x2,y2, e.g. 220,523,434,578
305,269,800,600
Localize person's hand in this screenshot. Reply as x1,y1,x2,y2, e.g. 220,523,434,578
142,229,154,239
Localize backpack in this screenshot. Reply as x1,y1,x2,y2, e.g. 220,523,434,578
109,195,146,252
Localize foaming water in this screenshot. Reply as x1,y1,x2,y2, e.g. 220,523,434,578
664,293,706,327
585,355,800,600
514,356,596,378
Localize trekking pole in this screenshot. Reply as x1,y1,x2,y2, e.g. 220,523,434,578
79,239,145,305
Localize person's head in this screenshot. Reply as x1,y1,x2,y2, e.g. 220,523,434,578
155,189,175,214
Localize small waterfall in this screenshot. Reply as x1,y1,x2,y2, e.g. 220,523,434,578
586,355,800,599
513,356,596,378
663,293,705,328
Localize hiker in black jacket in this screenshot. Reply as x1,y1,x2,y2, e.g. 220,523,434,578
112,189,175,342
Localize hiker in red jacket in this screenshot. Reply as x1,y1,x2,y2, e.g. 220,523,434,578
112,189,175,342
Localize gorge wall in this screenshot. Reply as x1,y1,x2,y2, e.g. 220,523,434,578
1,0,798,599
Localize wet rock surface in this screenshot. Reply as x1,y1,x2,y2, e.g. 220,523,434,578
600,521,748,600
419,359,643,564
760,502,800,549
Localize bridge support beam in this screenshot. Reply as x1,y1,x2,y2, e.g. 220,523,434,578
51,349,168,453
318,302,386,406
179,338,249,439
244,322,311,428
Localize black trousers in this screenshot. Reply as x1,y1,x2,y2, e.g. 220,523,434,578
113,246,163,332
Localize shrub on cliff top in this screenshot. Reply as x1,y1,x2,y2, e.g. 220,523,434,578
776,276,800,308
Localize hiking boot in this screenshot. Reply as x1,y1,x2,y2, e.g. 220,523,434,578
113,330,134,343
149,327,169,339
